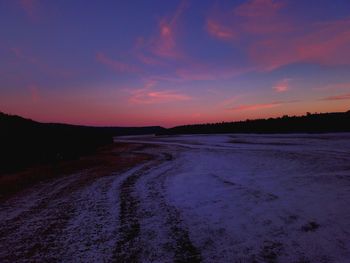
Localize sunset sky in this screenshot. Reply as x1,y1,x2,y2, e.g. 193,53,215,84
1,0,350,127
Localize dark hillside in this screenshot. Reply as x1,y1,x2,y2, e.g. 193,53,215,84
0,113,112,174
0,112,164,174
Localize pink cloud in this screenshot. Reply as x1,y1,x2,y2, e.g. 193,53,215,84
207,0,291,40
133,38,166,67
19,0,39,21
296,19,350,66
234,0,284,18
227,99,299,111
136,52,164,66
10,47,38,64
249,18,350,70
96,52,141,73
228,102,282,111
220,96,242,107
176,67,218,81
128,80,191,104
248,39,296,71
273,79,290,93
176,64,254,81
315,82,350,91
273,86,288,93
28,84,40,102
145,75,183,83
321,93,350,101
150,0,188,59
206,19,236,40
10,47,22,57
9,47,74,78
152,21,177,58
207,1,350,70
131,1,188,65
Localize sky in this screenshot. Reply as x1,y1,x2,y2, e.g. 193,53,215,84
1,0,350,127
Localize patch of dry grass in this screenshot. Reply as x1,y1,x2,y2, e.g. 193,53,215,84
0,142,154,200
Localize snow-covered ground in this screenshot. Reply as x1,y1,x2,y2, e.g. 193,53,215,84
1,133,350,262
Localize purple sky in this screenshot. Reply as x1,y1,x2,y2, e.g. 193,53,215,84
1,0,350,127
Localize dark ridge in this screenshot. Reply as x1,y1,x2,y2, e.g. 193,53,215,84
0,112,165,174
97,126,166,136
159,111,350,135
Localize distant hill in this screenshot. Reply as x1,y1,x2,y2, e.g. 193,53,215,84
161,111,350,135
98,126,166,136
0,112,164,174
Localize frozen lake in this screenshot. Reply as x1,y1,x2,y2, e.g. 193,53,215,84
1,133,350,262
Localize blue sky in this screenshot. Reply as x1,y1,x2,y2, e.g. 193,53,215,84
1,0,350,127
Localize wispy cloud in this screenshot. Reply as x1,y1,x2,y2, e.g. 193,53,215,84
296,19,350,66
10,47,38,64
227,99,299,111
234,0,284,18
220,96,242,107
19,0,39,21
153,20,179,58
206,19,236,40
228,102,282,111
249,18,350,70
314,82,350,91
207,0,289,39
9,47,73,77
28,84,40,102
10,47,22,57
135,51,164,66
128,80,191,104
125,1,189,71
96,52,141,73
176,63,254,81
273,79,290,93
146,0,188,59
206,1,350,70
321,93,350,101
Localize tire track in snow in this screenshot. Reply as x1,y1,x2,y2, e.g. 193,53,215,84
113,162,160,262
139,152,202,263
0,172,96,262
113,151,202,262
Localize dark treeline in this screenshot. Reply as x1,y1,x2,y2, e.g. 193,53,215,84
0,112,164,174
161,111,350,135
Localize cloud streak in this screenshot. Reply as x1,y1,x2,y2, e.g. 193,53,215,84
206,1,350,70
28,84,40,102
128,80,191,104
176,63,254,81
228,102,282,111
273,79,290,93
321,93,350,101
315,82,350,91
142,0,189,60
234,0,284,18
227,99,299,111
9,47,73,77
96,52,141,73
206,19,236,40
19,0,39,21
